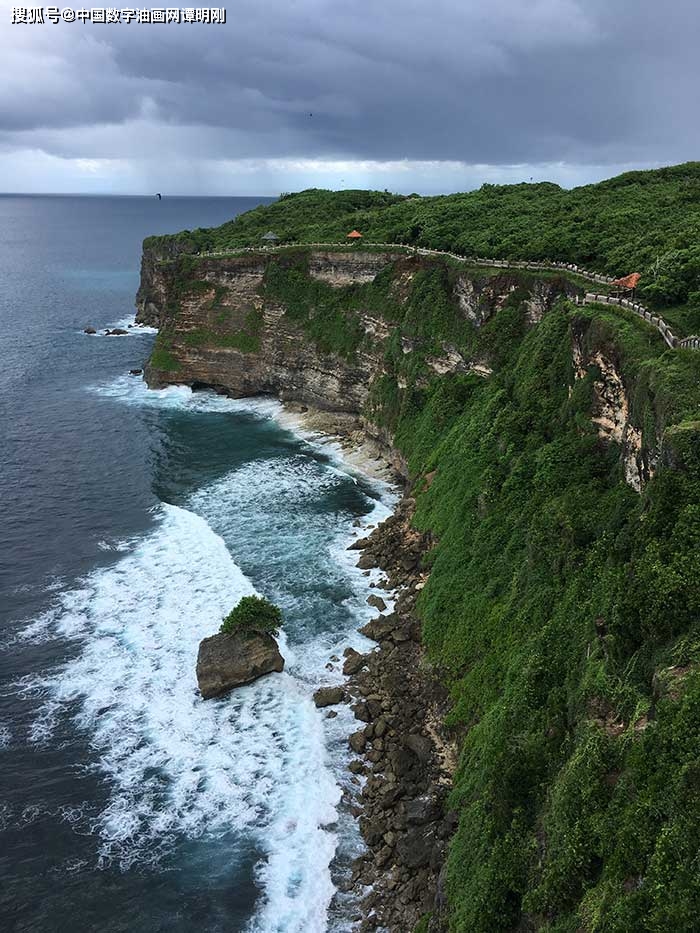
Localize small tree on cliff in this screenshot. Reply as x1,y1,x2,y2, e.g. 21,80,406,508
220,595,282,638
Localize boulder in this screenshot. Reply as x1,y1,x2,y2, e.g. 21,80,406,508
352,701,372,722
367,594,387,612
313,685,346,708
349,730,367,754
404,796,442,825
84,326,97,335
356,553,376,570
196,631,284,699
404,733,433,763
360,613,399,642
396,825,437,869
343,648,368,675
106,327,129,336
129,368,143,376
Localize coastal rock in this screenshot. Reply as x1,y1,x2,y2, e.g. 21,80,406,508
367,594,387,612
356,552,377,570
84,326,97,335
105,327,129,336
343,649,369,675
129,368,143,376
360,614,399,642
313,685,346,708
396,826,437,869
349,730,367,754
196,631,284,699
405,733,434,763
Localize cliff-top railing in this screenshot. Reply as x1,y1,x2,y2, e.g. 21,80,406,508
189,241,699,351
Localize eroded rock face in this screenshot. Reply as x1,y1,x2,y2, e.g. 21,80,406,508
453,271,579,327
572,332,654,491
136,252,578,421
196,631,284,699
307,251,404,286
343,497,458,933
138,252,381,413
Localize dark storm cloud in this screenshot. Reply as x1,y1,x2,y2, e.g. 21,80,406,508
0,0,698,185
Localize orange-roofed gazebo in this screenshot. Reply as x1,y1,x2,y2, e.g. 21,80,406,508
346,230,363,241
612,272,641,297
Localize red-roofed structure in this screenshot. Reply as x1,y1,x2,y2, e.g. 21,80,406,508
612,272,641,291
346,230,363,240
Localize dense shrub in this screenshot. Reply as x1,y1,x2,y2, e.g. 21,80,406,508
220,595,282,637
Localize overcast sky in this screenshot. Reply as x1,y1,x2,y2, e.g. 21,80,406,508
1,0,698,195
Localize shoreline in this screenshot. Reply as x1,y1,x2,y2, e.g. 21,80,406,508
123,367,453,931
275,402,399,485
337,498,457,933
268,397,457,932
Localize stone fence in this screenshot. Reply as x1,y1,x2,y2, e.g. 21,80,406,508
194,241,699,351
581,294,700,350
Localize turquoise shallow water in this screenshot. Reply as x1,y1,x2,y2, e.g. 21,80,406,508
0,196,393,932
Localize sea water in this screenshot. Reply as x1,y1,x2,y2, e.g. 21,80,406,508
0,196,395,932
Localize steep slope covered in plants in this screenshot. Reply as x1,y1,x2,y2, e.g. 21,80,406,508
380,304,700,931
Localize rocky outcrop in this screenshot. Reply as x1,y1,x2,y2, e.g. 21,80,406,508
308,250,404,286
313,685,346,708
138,251,386,414
196,631,284,699
572,326,654,491
454,271,579,327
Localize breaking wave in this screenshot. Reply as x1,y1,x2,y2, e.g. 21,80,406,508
12,380,397,932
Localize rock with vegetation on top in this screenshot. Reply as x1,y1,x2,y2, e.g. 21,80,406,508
197,594,285,699
196,631,284,699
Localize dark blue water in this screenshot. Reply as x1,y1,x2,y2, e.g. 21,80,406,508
0,197,393,932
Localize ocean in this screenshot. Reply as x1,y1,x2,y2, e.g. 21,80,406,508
0,195,394,932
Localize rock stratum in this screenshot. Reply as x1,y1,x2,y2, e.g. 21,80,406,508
137,240,700,933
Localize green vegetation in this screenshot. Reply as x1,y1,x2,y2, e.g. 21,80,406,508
145,163,700,333
149,332,181,371
369,293,700,931
220,595,282,637
182,315,262,354
262,255,387,359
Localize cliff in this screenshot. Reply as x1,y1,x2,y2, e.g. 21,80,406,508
136,248,581,464
136,238,700,933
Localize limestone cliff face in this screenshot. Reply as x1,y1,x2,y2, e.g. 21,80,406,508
453,270,578,326
137,251,401,413
135,249,582,446
571,326,657,491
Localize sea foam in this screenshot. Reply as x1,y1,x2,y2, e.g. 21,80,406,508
16,381,397,932
18,503,340,930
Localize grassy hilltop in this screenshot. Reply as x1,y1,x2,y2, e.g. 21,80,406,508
147,162,700,336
